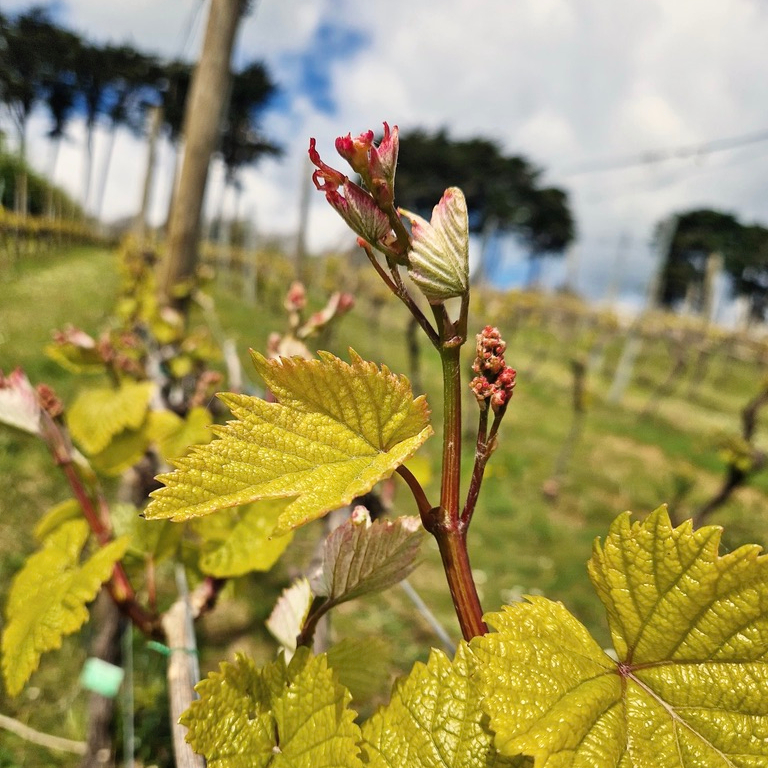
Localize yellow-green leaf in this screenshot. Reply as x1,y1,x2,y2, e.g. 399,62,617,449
2,520,129,696
145,351,432,533
148,406,213,461
326,637,391,705
361,643,528,767
472,506,768,767
144,409,182,444
67,381,154,455
193,500,294,577
182,648,363,767
44,342,104,374
34,499,82,541
110,502,182,563
89,426,151,476
472,598,625,766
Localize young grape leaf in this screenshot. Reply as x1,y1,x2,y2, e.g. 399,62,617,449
182,648,363,767
360,643,528,767
266,578,314,653
147,406,212,462
44,341,104,374
110,502,183,564
2,520,129,696
88,425,152,475
67,380,154,455
193,499,294,577
400,187,470,303
471,506,768,767
34,498,82,541
89,408,212,476
312,511,423,604
326,636,392,705
144,351,432,533
0,368,42,435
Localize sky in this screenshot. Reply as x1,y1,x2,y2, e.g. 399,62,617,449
4,0,768,314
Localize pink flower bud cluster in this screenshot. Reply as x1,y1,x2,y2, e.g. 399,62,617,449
469,326,516,413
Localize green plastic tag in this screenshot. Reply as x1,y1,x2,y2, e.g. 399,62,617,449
80,657,124,698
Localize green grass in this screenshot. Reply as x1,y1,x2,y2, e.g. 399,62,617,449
0,247,121,767
3,245,768,762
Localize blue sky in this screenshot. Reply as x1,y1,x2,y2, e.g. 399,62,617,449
5,0,768,316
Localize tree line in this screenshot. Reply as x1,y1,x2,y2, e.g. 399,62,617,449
0,5,279,220
660,209,768,323
3,5,767,321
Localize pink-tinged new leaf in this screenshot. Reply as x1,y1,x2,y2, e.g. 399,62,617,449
266,578,314,653
370,122,398,189
401,187,470,302
309,138,391,246
0,368,42,435
339,180,392,244
333,123,399,203
144,351,432,533
313,510,423,603
335,129,375,177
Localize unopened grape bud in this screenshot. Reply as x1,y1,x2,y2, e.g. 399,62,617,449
400,187,470,303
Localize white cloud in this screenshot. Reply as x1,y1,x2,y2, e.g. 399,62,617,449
4,0,768,306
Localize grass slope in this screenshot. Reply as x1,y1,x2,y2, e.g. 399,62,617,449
2,245,768,763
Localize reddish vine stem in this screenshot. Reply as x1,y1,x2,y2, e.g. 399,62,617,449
381,199,414,255
430,522,487,640
389,266,441,348
359,240,440,347
429,342,487,640
41,413,160,637
396,464,433,524
296,596,333,649
461,408,489,526
462,408,505,526
360,239,398,293
60,461,160,636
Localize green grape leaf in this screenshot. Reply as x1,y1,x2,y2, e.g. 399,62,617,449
472,506,768,767
266,578,314,653
67,380,154,455
110,502,182,563
34,498,82,541
44,342,104,374
182,648,363,767
157,406,213,461
144,409,183,445
313,511,423,604
326,636,392,705
193,500,294,577
144,351,432,533
89,425,151,476
168,353,194,379
2,520,129,696
472,598,627,767
360,643,528,767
